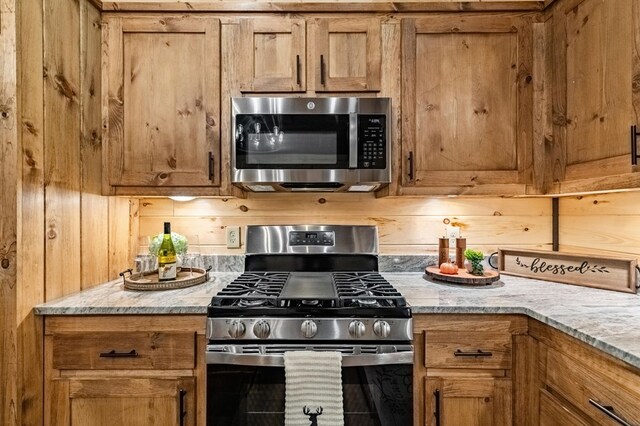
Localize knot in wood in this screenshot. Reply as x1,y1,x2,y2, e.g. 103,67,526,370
632,75,640,93
1,110,8,119
1,259,9,269
318,198,327,204
443,218,451,225
239,205,249,212
158,172,169,180
47,229,57,240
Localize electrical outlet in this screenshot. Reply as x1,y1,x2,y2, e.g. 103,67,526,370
226,226,241,249
446,226,460,247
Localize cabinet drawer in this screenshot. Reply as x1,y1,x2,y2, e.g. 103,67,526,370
539,389,589,426
543,345,640,426
426,331,512,369
52,332,196,370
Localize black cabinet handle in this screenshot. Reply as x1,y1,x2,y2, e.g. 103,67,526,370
99,349,138,358
631,125,639,165
407,151,414,181
208,151,214,181
320,55,326,86
454,349,493,357
434,389,441,426
296,55,301,86
179,388,187,426
589,399,633,426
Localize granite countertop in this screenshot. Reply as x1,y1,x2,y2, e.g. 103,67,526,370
35,268,640,370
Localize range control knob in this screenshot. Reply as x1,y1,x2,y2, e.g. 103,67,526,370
301,320,318,338
228,320,246,338
253,320,271,339
348,320,366,339
373,320,391,338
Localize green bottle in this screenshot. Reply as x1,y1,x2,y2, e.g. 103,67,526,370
158,222,177,281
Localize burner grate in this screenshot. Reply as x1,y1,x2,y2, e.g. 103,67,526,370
334,272,406,308
213,272,289,307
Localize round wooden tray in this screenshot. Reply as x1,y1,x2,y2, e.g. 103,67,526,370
425,266,500,286
120,267,210,291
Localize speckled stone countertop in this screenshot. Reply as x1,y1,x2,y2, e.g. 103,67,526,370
35,260,640,369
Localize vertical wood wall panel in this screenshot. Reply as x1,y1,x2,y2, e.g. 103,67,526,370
44,0,82,301
0,0,18,423
17,0,45,424
81,2,109,289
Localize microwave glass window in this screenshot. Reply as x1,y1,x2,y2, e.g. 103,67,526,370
235,114,350,169
247,132,337,165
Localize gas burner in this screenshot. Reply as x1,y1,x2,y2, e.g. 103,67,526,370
238,299,269,308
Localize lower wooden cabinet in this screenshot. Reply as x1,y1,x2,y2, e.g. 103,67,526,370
44,315,206,426
414,314,527,426
530,319,640,426
48,377,195,426
425,377,512,426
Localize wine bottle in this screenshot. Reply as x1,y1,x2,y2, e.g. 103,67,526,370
157,222,177,281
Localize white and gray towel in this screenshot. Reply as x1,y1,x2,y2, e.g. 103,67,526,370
284,351,344,426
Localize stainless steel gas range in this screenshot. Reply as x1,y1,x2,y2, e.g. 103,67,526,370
205,225,413,425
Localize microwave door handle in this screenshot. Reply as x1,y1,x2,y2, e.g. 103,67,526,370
349,113,358,169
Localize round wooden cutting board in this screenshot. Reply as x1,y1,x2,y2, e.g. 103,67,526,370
425,266,500,286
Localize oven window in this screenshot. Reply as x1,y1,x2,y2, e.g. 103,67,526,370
207,364,412,425
234,114,350,169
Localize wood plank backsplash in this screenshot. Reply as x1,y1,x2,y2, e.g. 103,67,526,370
137,194,554,255
137,192,640,258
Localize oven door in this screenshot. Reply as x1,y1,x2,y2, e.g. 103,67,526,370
206,345,413,426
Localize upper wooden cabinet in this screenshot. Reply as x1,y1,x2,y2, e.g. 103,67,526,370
238,17,382,93
103,16,221,195
238,18,306,92
401,15,534,196
548,0,640,194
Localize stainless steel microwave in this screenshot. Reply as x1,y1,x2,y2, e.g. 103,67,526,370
231,97,391,192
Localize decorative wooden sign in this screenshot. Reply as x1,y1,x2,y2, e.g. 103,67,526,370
498,248,638,294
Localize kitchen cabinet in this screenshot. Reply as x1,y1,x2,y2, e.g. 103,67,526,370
401,15,534,196
529,319,640,426
44,316,205,426
102,16,222,196
414,314,527,426
547,0,640,194
237,17,382,93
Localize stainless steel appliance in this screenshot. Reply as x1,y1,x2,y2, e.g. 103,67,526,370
206,225,413,425
231,97,391,192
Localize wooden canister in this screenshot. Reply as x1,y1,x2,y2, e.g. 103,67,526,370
455,238,467,268
438,238,450,266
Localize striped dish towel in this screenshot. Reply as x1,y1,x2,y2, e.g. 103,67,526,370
284,351,344,426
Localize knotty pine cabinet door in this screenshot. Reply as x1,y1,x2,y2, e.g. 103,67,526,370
401,16,534,196
48,377,196,426
310,18,381,92
553,0,640,193
238,18,306,92
103,16,221,195
425,377,512,426
237,17,382,93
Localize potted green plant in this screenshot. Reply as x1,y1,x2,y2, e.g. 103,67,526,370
464,249,485,276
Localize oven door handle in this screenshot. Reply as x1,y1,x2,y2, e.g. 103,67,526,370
206,348,414,367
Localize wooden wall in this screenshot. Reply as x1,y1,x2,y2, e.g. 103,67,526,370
138,191,640,259
0,0,133,423
559,192,640,256
138,195,554,255
1,1,19,425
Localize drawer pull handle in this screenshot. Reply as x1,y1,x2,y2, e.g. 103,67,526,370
454,349,493,357
99,349,139,358
588,399,633,426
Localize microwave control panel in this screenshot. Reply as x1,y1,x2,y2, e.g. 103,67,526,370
357,115,387,169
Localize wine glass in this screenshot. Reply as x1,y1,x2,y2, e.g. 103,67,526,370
135,236,155,274
184,235,202,276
